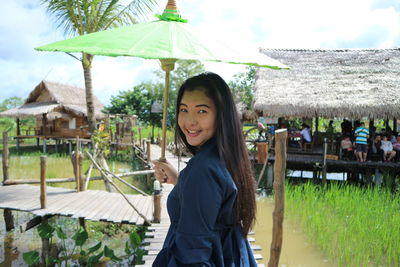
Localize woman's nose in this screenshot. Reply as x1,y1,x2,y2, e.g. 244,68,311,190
187,112,197,124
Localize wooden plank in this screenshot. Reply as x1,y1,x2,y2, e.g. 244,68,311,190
87,193,120,221
121,194,142,224
60,192,96,216
115,195,140,223
83,193,116,221
144,196,154,223
70,191,105,219
126,195,147,224
33,191,78,216
133,195,150,225
105,196,131,223
101,196,127,222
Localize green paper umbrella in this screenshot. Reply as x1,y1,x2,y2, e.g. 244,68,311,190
36,0,288,160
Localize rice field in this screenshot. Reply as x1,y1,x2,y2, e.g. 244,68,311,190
285,182,400,266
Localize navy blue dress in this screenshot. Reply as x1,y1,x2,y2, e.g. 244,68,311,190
153,138,257,266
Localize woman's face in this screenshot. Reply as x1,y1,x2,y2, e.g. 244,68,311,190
178,89,216,147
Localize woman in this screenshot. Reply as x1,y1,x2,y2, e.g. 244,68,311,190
152,72,257,266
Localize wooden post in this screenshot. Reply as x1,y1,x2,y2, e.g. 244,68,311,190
256,142,268,164
268,129,287,267
138,127,142,146
79,217,86,230
16,118,21,136
55,139,58,154
16,138,20,153
2,132,14,230
146,140,152,187
322,138,328,184
43,139,47,153
153,180,161,223
3,132,9,183
2,132,14,231
41,216,50,264
71,136,83,192
4,209,14,231
40,156,47,209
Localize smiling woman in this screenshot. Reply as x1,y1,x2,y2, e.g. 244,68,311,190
151,72,257,266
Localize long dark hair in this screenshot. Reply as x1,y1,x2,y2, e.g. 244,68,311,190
175,72,256,236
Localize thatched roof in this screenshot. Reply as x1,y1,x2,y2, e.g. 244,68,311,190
0,81,105,118
253,48,400,119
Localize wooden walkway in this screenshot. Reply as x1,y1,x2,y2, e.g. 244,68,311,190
0,143,265,265
0,184,153,225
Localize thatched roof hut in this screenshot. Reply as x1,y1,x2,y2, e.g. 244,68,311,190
0,80,104,118
0,81,105,138
253,48,400,119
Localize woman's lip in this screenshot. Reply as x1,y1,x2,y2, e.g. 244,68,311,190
186,129,200,137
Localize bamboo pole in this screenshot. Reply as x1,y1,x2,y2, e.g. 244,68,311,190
160,59,176,161
268,128,287,267
85,151,151,225
153,180,161,223
3,170,155,185
146,140,152,187
2,131,9,183
75,136,81,191
40,156,47,209
138,127,142,146
322,138,328,184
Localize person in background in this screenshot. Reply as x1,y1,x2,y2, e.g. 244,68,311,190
341,119,353,138
392,135,400,162
299,123,312,150
368,134,384,161
326,120,335,143
257,121,266,140
354,121,369,162
381,135,396,162
152,72,257,266
340,135,353,160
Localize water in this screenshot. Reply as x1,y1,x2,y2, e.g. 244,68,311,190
0,155,142,266
253,197,334,267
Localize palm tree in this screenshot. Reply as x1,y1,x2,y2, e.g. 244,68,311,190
41,0,159,133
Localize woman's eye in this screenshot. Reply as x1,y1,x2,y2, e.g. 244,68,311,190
179,108,187,112
198,109,207,114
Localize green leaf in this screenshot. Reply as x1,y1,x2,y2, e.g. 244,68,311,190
124,241,131,255
56,226,67,239
87,241,102,255
104,245,121,261
129,231,141,248
38,223,55,239
22,251,40,265
87,251,103,265
72,227,88,247
46,256,58,266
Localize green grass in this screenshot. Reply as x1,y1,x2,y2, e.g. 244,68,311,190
285,182,400,266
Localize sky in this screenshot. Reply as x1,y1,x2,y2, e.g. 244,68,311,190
0,0,399,106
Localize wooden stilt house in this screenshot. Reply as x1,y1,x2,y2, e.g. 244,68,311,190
0,80,105,138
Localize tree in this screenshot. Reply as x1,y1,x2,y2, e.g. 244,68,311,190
42,0,159,133
0,96,24,112
228,66,256,109
0,97,34,133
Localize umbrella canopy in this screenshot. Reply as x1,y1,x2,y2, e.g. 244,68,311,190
35,0,288,160
35,14,287,69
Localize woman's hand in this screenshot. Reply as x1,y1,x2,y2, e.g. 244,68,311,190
152,160,179,185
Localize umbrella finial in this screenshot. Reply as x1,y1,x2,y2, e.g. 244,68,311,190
156,0,187,22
